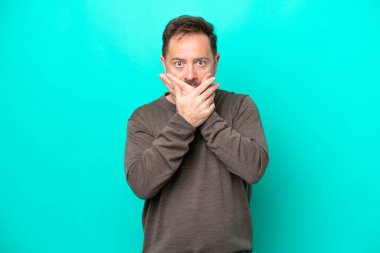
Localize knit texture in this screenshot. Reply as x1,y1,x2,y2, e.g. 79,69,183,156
125,89,269,253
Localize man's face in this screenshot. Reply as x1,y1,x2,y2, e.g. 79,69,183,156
161,33,220,87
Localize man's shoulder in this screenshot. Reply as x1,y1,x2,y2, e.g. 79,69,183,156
216,89,250,104
215,89,260,116
128,94,169,121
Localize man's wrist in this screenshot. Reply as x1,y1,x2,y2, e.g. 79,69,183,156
199,112,219,131
172,112,197,131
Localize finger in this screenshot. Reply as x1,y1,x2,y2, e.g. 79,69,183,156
204,95,214,107
201,73,213,84
193,76,216,96
170,91,176,99
163,80,175,95
160,74,176,99
165,75,184,96
209,102,215,112
200,83,220,101
166,73,193,94
159,73,176,95
201,96,215,113
172,78,182,97
159,73,174,90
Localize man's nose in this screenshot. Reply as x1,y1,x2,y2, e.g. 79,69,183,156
183,65,197,81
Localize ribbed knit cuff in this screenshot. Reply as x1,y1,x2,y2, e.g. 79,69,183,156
199,111,221,133
168,112,197,135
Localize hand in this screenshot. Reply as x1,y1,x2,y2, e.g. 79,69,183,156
159,73,220,127
159,72,214,96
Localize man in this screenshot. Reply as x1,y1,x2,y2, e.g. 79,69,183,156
124,15,269,253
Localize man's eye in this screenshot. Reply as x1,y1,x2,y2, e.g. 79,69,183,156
174,61,183,67
197,60,206,66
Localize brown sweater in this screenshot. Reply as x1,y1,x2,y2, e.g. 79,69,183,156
124,89,269,253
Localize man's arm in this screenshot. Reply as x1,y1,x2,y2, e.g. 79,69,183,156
199,96,269,184
161,72,268,183
124,111,196,199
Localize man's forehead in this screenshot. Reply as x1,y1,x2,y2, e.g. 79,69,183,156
166,33,213,59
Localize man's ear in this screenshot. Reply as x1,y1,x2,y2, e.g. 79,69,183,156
213,53,220,74
160,55,167,73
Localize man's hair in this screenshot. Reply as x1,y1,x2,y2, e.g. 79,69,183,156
162,15,217,57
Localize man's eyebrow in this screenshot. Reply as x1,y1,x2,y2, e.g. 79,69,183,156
170,57,210,61
170,58,184,61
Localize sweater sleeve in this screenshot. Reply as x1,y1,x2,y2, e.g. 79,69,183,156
124,111,196,199
199,95,269,184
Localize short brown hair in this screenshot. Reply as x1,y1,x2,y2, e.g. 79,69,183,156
162,15,217,57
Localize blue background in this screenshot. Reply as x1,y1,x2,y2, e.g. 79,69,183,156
1,0,379,252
